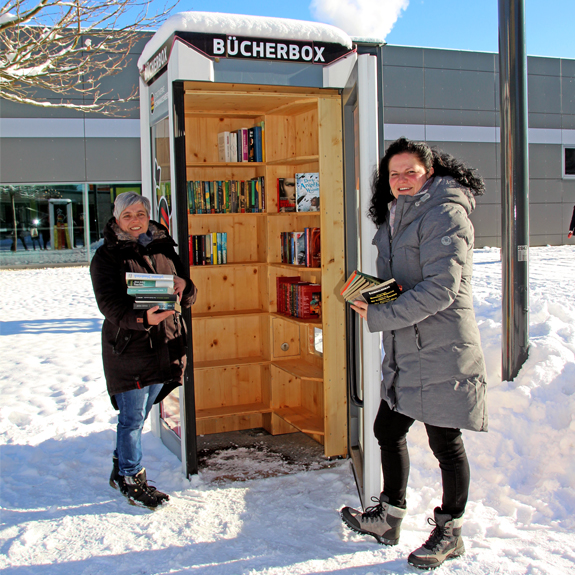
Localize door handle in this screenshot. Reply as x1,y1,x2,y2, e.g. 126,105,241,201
347,305,363,408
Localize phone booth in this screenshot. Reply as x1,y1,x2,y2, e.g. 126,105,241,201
138,12,384,506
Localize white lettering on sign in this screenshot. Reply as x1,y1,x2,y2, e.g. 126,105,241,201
240,40,251,56
143,46,168,83
206,36,342,64
252,42,264,57
213,38,225,55
301,46,313,61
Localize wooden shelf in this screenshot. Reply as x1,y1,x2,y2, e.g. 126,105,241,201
192,309,266,320
267,212,321,218
275,406,324,435
266,155,319,166
196,402,271,420
189,212,266,218
273,358,323,381
194,355,270,370
187,162,264,168
269,263,321,272
191,261,267,269
270,312,321,326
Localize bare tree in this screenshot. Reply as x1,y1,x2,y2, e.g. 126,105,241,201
0,0,177,115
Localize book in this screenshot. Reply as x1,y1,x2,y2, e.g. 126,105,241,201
240,128,249,162
218,131,231,162
125,272,174,281
360,280,402,305
230,132,238,163
341,270,402,305
276,276,300,314
127,286,175,295
248,127,255,162
259,120,266,163
309,227,321,268
278,178,296,212
253,125,263,163
134,300,181,313
295,172,320,212
297,283,321,319
127,279,174,288
294,231,306,265
134,293,179,301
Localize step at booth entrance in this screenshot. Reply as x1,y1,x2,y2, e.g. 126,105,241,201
138,12,384,504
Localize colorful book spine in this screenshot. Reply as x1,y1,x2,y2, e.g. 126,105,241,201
125,272,173,281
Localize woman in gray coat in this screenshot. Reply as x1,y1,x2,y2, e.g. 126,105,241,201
341,138,487,570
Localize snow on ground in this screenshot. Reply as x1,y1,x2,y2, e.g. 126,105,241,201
1,247,575,574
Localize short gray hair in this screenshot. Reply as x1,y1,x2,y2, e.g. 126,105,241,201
113,192,151,220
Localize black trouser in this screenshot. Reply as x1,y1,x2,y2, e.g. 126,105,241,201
373,399,470,518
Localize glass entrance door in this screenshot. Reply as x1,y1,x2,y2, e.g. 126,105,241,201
343,54,383,507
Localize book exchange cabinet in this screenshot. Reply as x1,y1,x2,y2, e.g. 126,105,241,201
139,14,385,505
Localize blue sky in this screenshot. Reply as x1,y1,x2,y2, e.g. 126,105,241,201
158,0,574,59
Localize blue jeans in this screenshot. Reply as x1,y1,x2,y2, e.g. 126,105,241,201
114,384,163,477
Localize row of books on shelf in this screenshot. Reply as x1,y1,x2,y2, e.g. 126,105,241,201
218,122,265,163
277,276,321,320
189,232,228,266
188,178,265,214
126,272,181,313
278,173,320,213
281,227,320,267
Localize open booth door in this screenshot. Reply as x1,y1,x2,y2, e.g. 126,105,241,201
342,51,383,507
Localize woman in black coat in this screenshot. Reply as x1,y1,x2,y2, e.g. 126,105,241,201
90,192,196,508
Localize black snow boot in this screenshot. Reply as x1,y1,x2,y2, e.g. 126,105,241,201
340,493,407,545
109,456,123,490
119,468,169,509
408,508,465,570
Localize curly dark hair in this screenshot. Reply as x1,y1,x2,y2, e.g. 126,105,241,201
368,137,485,226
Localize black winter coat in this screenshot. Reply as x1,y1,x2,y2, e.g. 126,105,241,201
90,218,196,407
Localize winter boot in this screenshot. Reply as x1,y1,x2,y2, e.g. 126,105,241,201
340,493,407,545
119,468,169,509
407,508,465,570
109,456,123,490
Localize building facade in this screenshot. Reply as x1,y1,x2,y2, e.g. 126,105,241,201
380,45,575,247
1,39,574,267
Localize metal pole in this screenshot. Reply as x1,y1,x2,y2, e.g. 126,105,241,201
498,0,530,381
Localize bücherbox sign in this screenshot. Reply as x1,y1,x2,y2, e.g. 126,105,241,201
141,32,354,84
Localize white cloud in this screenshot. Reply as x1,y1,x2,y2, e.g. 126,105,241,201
310,0,409,40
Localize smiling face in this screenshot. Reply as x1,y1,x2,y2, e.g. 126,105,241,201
116,203,150,239
388,152,433,199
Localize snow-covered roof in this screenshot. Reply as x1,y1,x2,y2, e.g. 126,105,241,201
138,11,353,68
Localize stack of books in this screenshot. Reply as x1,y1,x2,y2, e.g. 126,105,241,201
218,122,265,163
187,177,265,214
126,272,181,313
280,227,320,267
341,270,401,305
189,232,228,266
277,276,321,320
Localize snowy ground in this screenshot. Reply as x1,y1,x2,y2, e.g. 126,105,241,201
1,247,575,574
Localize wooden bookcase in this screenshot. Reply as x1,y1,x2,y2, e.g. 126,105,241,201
185,82,347,458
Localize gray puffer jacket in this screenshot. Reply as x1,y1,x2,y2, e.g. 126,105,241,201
366,176,487,432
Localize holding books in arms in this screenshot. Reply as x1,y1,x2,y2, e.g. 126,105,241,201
90,192,197,510
341,138,488,570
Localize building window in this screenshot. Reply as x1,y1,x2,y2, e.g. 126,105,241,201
0,184,86,265
565,147,575,178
